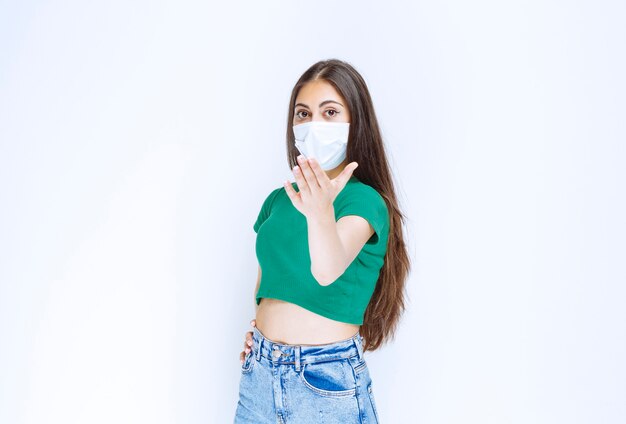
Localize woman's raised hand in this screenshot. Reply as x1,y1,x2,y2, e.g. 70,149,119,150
240,319,256,364
284,155,358,218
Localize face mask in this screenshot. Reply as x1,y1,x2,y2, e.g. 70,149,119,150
292,121,350,171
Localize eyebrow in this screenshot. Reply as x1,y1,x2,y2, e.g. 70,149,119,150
295,100,344,109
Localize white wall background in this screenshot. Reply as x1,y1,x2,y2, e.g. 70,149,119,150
1,1,624,423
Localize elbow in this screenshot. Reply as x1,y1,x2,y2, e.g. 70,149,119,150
311,267,332,286
310,251,351,286
311,266,340,287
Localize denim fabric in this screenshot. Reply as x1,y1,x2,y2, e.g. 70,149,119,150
234,326,381,423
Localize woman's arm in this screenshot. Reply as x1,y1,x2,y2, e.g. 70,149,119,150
307,210,374,287
284,155,374,287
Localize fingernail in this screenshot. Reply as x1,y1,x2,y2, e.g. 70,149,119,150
247,340,252,346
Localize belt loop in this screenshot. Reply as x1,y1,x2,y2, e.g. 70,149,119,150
354,333,364,362
256,334,263,361
295,345,301,372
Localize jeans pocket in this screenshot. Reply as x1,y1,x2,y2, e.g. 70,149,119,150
241,349,255,374
299,359,357,398
367,382,380,423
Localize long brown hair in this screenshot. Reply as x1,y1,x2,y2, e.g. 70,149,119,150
285,59,412,352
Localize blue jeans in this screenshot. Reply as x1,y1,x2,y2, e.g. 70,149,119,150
233,325,381,423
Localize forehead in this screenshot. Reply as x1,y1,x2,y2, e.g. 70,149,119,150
295,80,346,106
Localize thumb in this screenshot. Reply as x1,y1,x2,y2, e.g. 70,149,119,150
335,161,358,188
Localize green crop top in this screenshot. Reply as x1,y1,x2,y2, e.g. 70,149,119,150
253,175,390,325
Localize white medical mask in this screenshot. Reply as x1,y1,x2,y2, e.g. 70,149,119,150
292,121,350,170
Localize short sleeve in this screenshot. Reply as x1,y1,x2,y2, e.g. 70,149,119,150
253,187,282,233
334,184,389,245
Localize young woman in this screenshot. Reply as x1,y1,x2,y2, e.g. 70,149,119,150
233,59,411,423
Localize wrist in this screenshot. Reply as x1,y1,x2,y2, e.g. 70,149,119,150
307,205,336,226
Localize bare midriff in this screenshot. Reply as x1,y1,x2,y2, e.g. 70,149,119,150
255,297,360,346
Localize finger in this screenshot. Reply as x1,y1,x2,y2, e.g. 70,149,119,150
242,338,251,351
292,164,308,195
334,161,358,189
307,157,331,191
292,161,310,196
297,155,321,194
250,319,256,327
284,178,302,209
246,332,253,347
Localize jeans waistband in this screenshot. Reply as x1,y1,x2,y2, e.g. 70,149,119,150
251,326,365,370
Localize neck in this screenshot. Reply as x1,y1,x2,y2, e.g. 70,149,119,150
325,159,349,180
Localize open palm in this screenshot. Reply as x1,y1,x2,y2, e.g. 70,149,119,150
284,155,358,218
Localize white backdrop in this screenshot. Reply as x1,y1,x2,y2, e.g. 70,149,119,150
1,1,624,423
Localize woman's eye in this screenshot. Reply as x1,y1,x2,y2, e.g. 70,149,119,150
295,110,340,119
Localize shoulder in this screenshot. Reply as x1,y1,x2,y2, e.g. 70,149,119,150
334,177,390,245
263,185,285,203
334,178,389,231
269,185,285,198
256,185,285,214
337,178,387,210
